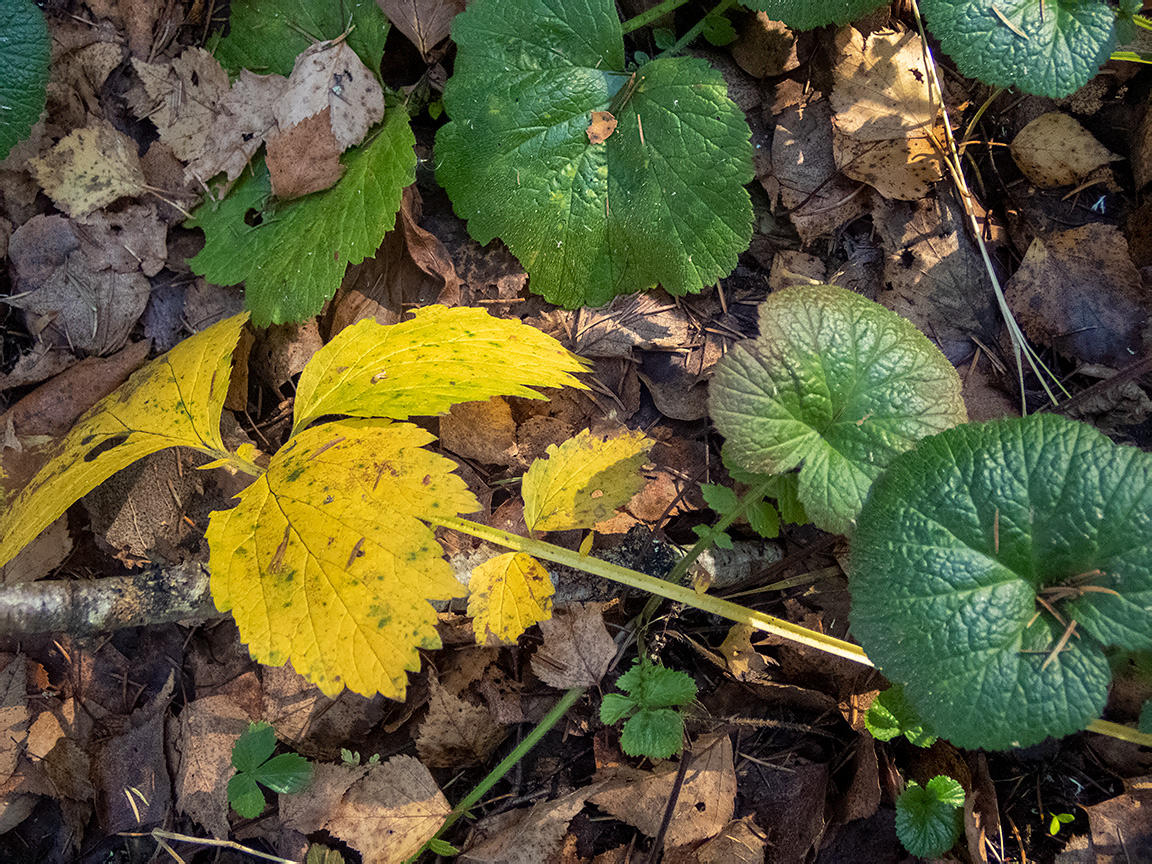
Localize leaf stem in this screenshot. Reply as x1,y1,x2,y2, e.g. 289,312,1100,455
1086,718,1152,746
667,475,778,585
620,0,690,35
426,514,872,666
655,0,736,59
197,446,265,478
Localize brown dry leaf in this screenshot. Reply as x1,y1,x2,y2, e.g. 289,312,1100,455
6,214,152,355
378,0,466,59
591,733,736,848
266,108,346,199
78,202,168,277
440,397,519,466
250,318,325,392
769,250,825,292
130,48,230,162
730,13,799,77
1083,779,1152,863
460,785,604,863
1,516,71,585
665,817,767,864
873,192,997,362
1134,105,1152,192
171,695,251,838
0,656,30,786
772,98,870,242
416,677,509,767
281,758,451,863
261,664,386,761
718,623,770,682
0,341,76,393
574,292,690,358
1003,223,1147,367
185,70,289,185
28,121,146,218
530,603,617,689
587,111,618,144
830,27,944,201
274,40,385,151
1010,112,1121,188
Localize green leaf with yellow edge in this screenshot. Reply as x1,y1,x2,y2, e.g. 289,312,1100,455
0,314,248,569
467,551,555,645
292,306,589,435
522,429,652,533
206,418,479,699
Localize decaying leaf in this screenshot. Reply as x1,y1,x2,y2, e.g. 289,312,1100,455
830,27,944,201
415,677,508,767
522,428,652,533
439,396,519,466
27,121,146,217
266,108,346,199
207,419,479,699
0,313,247,570
377,0,466,59
586,110,618,144
467,551,555,645
184,69,289,185
531,603,616,689
129,49,231,163
1010,112,1120,188
460,785,604,863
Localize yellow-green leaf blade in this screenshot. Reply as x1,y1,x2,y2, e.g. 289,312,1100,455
467,552,555,645
206,419,479,699
292,306,588,435
0,313,248,568
522,429,653,533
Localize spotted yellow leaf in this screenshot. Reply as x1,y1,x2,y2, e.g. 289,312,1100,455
0,313,248,569
522,428,652,533
292,305,588,435
468,552,555,645
206,418,479,699
28,120,147,218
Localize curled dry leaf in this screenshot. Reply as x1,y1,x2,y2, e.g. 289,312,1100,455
587,110,618,144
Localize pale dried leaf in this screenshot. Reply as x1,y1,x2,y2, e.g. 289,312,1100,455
1011,112,1120,188
530,603,616,689
274,41,384,150
415,677,508,767
377,0,466,59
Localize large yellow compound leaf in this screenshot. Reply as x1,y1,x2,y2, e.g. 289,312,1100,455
0,313,248,568
206,418,480,699
467,552,555,645
292,305,588,435
523,429,653,533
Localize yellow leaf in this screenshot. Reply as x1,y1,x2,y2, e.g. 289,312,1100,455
522,429,653,533
206,419,479,699
292,305,588,435
467,552,555,645
0,314,248,569
28,120,147,218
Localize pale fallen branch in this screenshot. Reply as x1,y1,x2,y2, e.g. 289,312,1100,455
0,562,219,636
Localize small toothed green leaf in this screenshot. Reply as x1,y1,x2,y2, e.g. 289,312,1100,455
865,685,937,748
896,776,964,858
620,708,685,759
600,692,638,725
232,722,277,773
249,752,313,795
228,772,267,818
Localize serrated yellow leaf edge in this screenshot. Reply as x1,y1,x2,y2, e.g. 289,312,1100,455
522,428,653,533
0,313,249,568
467,551,555,645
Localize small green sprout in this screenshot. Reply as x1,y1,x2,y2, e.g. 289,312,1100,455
228,721,313,818
1048,812,1076,835
895,775,965,858
600,657,697,759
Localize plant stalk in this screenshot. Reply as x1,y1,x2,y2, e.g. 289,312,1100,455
426,514,872,666
620,0,690,34
667,475,778,585
656,0,735,59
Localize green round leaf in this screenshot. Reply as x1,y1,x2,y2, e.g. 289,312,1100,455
852,415,1152,750
920,0,1115,98
709,285,966,535
0,0,50,162
436,0,753,308
896,777,963,858
744,0,889,31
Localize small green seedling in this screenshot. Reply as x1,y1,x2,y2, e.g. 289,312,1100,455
340,749,381,767
228,721,313,818
600,657,698,759
895,774,965,858
864,685,937,748
1048,812,1076,836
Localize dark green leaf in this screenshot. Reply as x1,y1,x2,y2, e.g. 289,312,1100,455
621,708,685,758
1140,699,1152,734
895,776,963,857
701,484,739,515
600,692,637,725
232,721,276,773
249,752,313,794
427,839,460,856
745,499,780,539
852,414,1152,750
436,0,753,308
745,0,888,31
865,685,937,747
228,772,267,818
0,0,50,161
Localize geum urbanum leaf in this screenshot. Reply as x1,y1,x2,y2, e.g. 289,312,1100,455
708,284,966,535
187,105,414,326
436,0,753,308
0,0,50,161
207,419,479,699
919,0,1115,98
0,313,248,569
851,414,1152,751
292,305,588,435
522,428,653,533
468,552,555,645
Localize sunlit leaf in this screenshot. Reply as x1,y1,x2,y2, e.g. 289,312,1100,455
0,314,248,569
467,551,554,645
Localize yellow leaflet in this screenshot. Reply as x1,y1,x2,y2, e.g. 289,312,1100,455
292,305,588,435
0,313,248,568
522,428,653,533
206,418,479,699
467,552,555,645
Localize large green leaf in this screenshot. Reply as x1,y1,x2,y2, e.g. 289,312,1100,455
436,0,753,308
851,415,1152,750
0,0,50,161
920,0,1114,98
745,0,888,31
186,107,415,326
213,0,390,79
708,285,966,535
